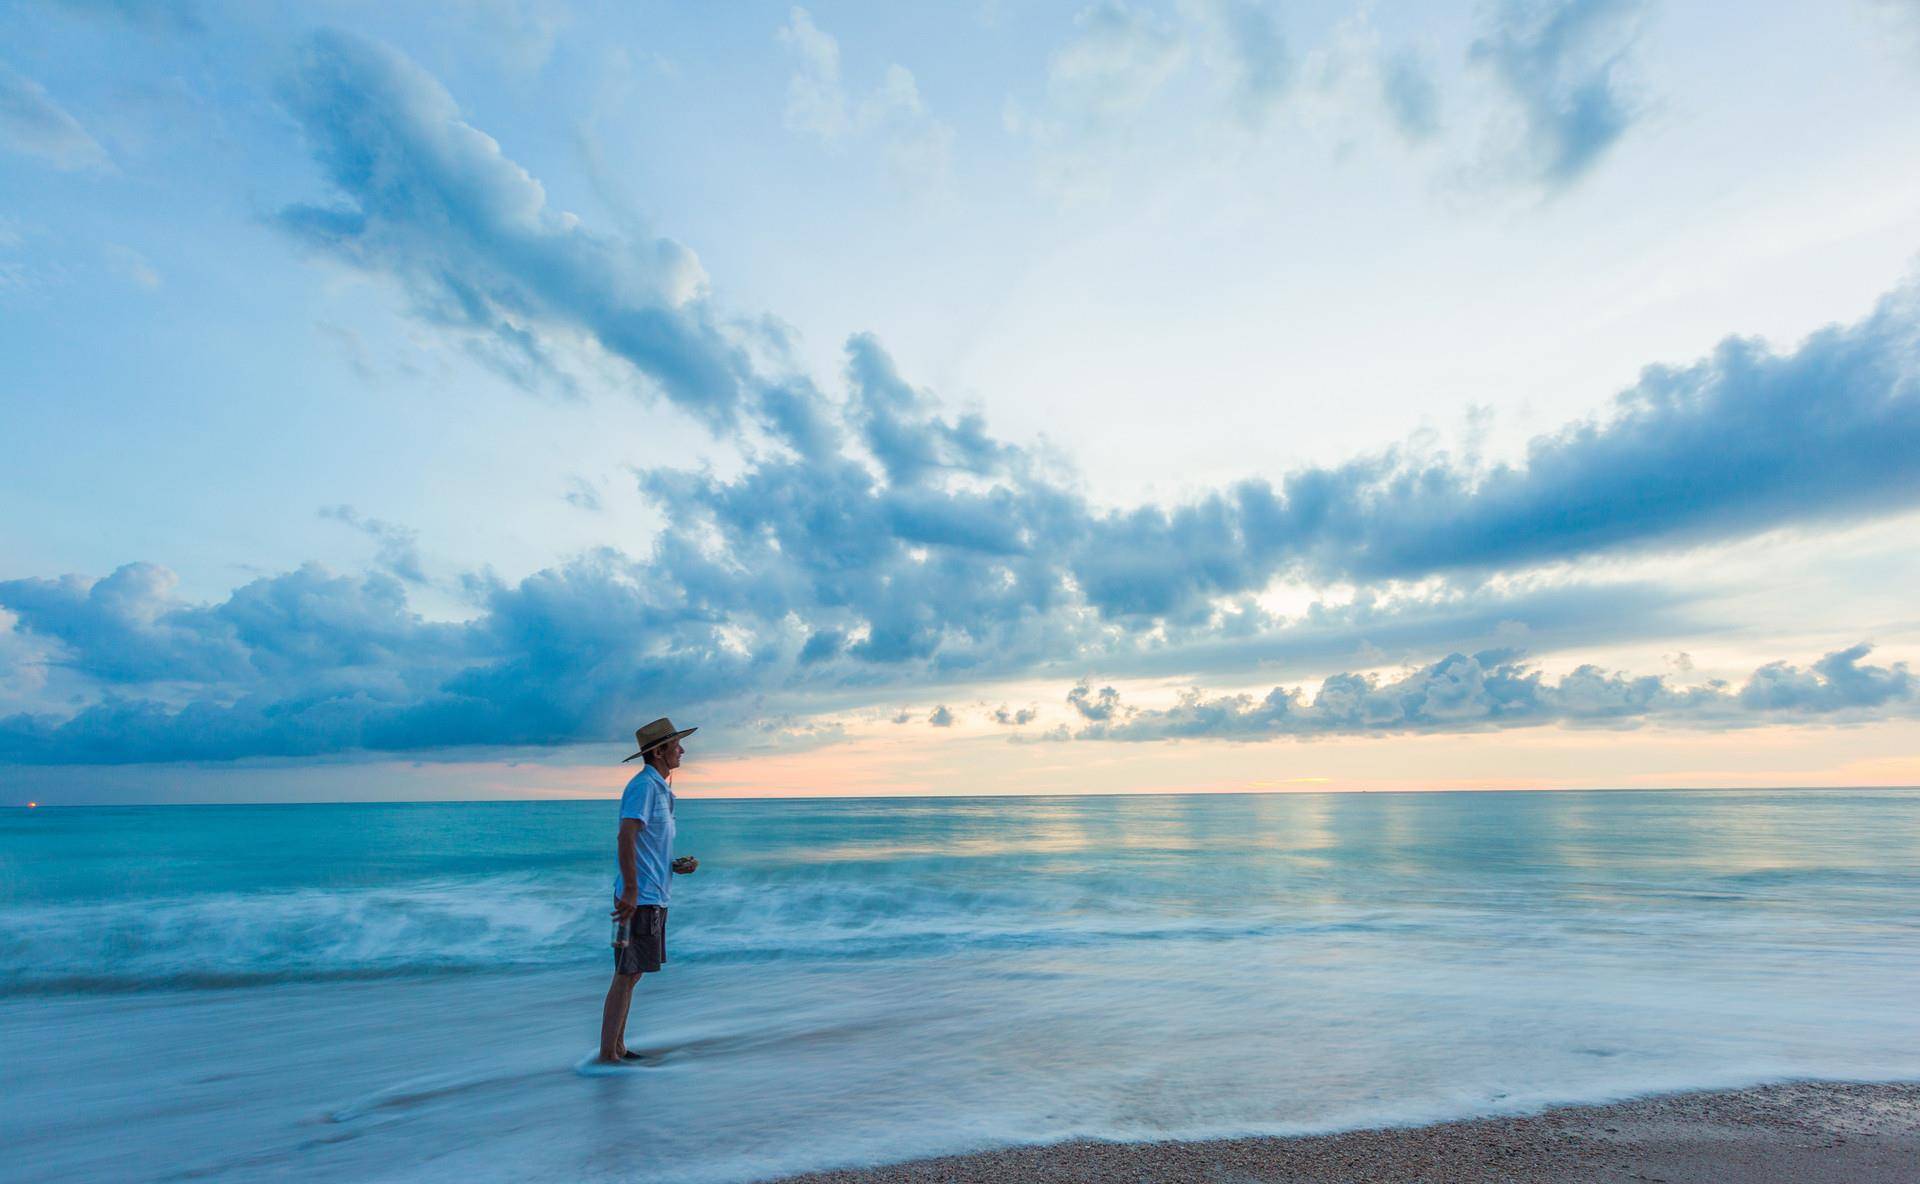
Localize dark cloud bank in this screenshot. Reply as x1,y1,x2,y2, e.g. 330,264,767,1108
4,29,1920,765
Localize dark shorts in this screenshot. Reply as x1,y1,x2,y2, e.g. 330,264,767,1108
614,905,668,976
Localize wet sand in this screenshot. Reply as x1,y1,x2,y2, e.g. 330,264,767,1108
772,1081,1920,1184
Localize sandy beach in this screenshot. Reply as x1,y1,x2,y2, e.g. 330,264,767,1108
773,1081,1920,1184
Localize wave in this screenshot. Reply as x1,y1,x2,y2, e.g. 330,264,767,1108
7,855,1905,996
0,866,1449,995
0,874,594,996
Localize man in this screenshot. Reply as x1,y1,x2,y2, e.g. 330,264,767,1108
598,717,700,1064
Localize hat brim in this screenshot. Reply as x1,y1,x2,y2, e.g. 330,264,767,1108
621,725,697,762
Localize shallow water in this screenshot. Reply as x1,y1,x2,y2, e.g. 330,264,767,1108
5,789,1919,1182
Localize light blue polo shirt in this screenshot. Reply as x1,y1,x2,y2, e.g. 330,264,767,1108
612,764,677,906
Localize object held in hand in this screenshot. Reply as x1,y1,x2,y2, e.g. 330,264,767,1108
672,856,698,874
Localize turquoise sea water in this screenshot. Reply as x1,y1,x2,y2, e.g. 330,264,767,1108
5,789,1919,1182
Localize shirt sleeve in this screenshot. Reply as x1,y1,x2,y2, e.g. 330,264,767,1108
618,775,655,824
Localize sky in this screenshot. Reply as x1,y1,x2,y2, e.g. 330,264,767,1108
3,0,1920,803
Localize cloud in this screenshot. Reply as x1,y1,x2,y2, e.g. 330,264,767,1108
9,277,1920,763
0,606,61,715
1738,643,1917,713
290,23,1886,631
7,36,1920,766
563,478,603,513
1007,0,1188,197
845,332,1011,488
0,561,482,762
1189,282,1920,595
992,704,1038,725
1076,644,1919,741
778,7,851,140
1469,0,1644,188
1046,0,1189,123
869,65,956,190
0,64,111,171
1379,48,1440,143
0,553,743,763
275,30,756,428
928,704,954,727
1186,0,1292,128
777,8,954,189
1101,577,1707,684
1068,682,1123,721
0,535,1907,763
0,563,248,686
319,505,427,583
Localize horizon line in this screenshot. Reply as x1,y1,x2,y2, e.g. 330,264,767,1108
12,783,1919,809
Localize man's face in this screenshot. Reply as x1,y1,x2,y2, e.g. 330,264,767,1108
659,738,684,771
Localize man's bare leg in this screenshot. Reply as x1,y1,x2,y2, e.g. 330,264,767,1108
615,977,639,1054
599,972,641,1062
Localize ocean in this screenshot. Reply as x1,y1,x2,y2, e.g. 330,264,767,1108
5,788,1918,1182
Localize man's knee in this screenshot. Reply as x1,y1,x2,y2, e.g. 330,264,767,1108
614,971,642,986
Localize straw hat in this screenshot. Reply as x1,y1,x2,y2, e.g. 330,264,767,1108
622,717,698,763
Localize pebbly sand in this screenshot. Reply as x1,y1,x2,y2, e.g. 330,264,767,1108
771,1081,1920,1184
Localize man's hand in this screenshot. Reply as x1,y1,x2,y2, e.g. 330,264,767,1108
611,891,638,921
671,856,699,875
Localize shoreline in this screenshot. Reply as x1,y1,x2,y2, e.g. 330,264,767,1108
769,1080,1920,1183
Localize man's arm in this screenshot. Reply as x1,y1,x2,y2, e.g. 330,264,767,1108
612,817,643,919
